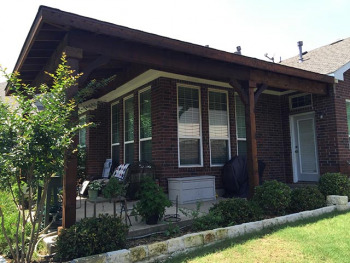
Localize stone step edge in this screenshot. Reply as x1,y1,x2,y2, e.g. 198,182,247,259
71,203,350,263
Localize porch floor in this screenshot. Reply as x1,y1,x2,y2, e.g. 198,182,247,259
75,196,222,239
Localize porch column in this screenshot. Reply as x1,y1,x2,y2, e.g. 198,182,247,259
62,47,83,228
245,81,259,198
229,79,267,198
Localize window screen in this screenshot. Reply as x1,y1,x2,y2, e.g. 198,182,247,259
209,91,229,165
178,86,202,166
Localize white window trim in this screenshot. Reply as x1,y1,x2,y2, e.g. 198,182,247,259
208,89,231,166
124,95,134,163
177,83,203,167
289,93,313,110
79,115,87,148
235,94,246,155
139,86,152,161
111,101,120,159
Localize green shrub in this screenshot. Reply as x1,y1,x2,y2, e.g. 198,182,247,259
209,198,263,227
289,186,325,213
132,177,171,223
192,211,223,231
318,173,350,197
102,177,126,199
56,214,128,261
253,180,292,216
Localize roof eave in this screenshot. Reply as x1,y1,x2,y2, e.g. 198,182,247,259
5,6,45,95
40,6,334,84
8,5,335,95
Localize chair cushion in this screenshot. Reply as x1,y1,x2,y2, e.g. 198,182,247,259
112,164,130,181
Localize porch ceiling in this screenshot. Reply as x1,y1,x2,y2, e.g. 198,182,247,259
8,5,334,97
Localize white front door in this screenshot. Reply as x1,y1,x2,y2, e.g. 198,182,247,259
290,112,319,182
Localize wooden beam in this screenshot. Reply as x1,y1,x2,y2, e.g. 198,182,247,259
254,83,268,105
250,69,328,95
245,81,259,198
62,56,80,228
229,79,248,105
67,31,249,82
229,79,260,198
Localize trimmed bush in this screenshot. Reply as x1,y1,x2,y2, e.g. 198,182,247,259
56,214,128,261
289,186,325,213
253,180,292,216
192,211,224,231
191,198,263,231
318,173,350,197
209,198,263,226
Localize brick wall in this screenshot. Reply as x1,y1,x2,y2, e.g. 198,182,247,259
84,74,350,190
85,102,111,178
333,69,350,175
255,94,286,182
151,78,288,189
279,73,350,182
313,89,340,174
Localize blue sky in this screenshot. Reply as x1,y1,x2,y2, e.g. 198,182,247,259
1,0,349,82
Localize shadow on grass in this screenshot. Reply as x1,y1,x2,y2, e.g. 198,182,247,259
165,210,350,263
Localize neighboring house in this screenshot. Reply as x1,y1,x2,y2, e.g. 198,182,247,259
282,38,350,177
1,82,16,105
0,82,7,102
9,6,343,226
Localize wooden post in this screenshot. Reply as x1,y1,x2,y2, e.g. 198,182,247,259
245,81,259,198
229,79,263,198
62,47,82,228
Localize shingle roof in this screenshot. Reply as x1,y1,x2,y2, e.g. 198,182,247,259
281,37,350,75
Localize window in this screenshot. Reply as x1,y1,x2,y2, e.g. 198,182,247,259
209,90,230,165
289,94,312,110
178,85,202,166
111,102,120,166
346,100,350,147
139,88,152,162
124,96,134,164
79,115,86,147
235,95,247,156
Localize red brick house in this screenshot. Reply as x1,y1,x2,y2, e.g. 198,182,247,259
282,38,350,178
9,6,349,226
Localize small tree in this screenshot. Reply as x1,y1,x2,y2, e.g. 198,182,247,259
0,54,89,263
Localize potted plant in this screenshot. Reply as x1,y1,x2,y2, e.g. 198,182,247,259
102,177,126,199
132,177,171,225
88,181,103,200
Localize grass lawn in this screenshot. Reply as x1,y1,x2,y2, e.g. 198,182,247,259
0,189,19,255
0,190,32,258
167,211,350,263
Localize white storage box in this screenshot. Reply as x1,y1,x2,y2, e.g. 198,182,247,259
168,176,216,204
